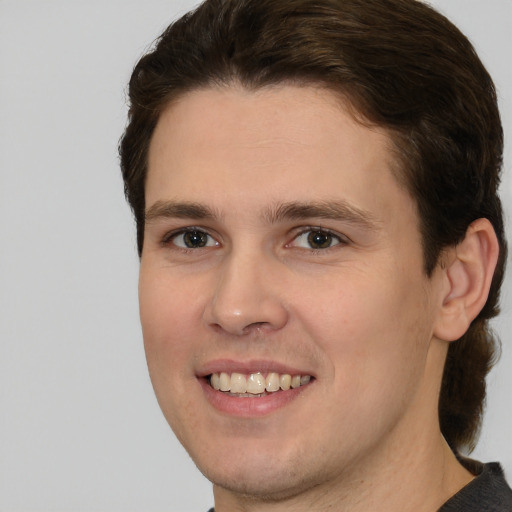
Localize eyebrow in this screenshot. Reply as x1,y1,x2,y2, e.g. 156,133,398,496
264,200,380,230
144,199,380,231
145,200,218,223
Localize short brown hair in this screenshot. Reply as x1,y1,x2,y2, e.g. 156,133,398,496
119,0,506,452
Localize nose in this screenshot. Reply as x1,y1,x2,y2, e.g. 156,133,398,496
203,250,289,336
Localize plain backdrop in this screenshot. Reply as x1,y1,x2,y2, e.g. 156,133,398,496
0,1,510,511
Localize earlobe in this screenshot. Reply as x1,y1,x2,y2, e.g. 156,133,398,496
434,218,499,342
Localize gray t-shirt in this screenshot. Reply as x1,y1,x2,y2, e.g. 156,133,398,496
439,460,512,512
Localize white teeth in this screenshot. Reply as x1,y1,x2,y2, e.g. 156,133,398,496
266,372,280,392
211,372,221,390
247,373,266,394
219,372,230,392
291,375,301,388
209,371,312,395
280,374,291,391
230,373,246,393
300,375,311,386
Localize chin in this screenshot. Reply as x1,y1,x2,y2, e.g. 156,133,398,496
192,438,331,502
205,463,316,502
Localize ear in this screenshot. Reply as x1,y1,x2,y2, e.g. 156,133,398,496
433,218,499,342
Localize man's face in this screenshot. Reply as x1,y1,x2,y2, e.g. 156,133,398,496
139,85,448,499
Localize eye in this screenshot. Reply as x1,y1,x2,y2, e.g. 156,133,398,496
291,229,344,250
168,229,218,249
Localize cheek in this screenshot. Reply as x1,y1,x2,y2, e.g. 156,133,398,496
138,270,208,440
299,269,433,390
139,266,203,342
298,277,434,451
138,269,204,388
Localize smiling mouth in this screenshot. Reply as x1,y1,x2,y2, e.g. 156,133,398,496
209,372,312,397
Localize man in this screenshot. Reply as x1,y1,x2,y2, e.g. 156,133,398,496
119,0,512,510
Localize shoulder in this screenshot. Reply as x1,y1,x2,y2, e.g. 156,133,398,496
439,459,512,512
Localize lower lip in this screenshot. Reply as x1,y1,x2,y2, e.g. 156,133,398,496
199,378,311,417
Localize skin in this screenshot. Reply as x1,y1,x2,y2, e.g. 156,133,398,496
139,85,477,511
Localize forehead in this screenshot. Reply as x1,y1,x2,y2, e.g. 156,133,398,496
150,84,389,160
146,84,410,220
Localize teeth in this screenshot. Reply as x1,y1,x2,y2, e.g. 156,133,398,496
280,374,291,391
247,373,266,394
219,372,230,392
266,372,280,392
209,371,312,395
291,375,301,389
300,375,311,386
230,373,246,393
211,372,221,390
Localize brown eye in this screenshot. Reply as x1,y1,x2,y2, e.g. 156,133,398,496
183,231,208,248
171,229,217,249
291,229,343,250
307,230,334,249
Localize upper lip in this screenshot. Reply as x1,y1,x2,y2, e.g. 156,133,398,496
196,359,315,378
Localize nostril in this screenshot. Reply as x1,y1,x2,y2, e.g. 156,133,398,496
242,321,267,333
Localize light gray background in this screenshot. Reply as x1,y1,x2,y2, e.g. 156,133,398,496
0,1,510,511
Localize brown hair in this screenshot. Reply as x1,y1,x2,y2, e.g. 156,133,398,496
119,0,506,452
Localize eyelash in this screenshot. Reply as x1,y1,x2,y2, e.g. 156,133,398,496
161,226,349,251
162,227,218,250
288,227,348,251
